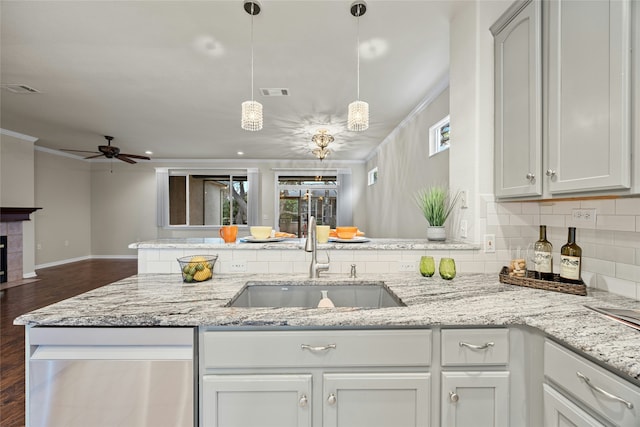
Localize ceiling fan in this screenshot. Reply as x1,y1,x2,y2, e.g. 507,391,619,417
61,136,151,164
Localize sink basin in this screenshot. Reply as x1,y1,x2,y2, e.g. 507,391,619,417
226,281,405,308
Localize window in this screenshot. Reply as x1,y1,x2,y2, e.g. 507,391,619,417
429,115,450,156
273,169,353,237
277,175,338,237
367,167,378,186
157,168,257,227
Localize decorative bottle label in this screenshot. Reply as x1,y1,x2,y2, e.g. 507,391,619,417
534,251,552,273
560,255,580,280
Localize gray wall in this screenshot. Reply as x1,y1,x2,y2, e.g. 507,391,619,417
30,154,367,262
0,131,37,277
365,87,450,238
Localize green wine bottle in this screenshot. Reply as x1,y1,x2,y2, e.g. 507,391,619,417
534,225,553,280
559,227,582,284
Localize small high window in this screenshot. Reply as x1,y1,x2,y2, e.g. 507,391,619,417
429,115,450,156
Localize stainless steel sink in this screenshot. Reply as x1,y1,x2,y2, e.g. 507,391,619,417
226,281,405,308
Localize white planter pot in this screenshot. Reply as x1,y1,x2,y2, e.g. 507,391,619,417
426,226,446,241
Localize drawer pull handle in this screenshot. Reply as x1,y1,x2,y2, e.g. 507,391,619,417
449,391,459,403
301,344,336,352
459,341,494,350
299,395,308,407
576,371,634,409
327,393,337,405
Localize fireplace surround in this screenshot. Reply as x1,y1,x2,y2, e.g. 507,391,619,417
0,207,41,283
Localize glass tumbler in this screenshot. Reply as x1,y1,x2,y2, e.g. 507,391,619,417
439,258,456,280
419,256,435,277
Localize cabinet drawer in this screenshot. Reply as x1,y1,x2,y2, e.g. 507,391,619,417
544,341,640,427
441,328,509,366
202,329,432,369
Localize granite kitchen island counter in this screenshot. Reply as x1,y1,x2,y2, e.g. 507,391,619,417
14,272,640,384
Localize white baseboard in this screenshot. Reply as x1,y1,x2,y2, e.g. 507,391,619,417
35,255,137,270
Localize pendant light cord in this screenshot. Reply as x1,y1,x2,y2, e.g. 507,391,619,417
356,6,361,101
250,2,255,103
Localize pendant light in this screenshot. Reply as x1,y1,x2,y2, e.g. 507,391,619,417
241,1,263,131
347,1,369,132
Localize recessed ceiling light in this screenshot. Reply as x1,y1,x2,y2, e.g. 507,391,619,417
145,151,153,155
237,151,244,156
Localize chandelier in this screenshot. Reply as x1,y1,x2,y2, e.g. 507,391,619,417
241,1,263,131
312,129,334,161
347,1,369,132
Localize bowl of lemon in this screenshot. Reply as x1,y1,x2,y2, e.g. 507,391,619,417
177,255,217,283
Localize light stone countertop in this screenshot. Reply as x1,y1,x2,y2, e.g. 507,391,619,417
128,237,480,251
14,272,640,385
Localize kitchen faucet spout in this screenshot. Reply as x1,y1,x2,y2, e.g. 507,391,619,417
305,216,330,278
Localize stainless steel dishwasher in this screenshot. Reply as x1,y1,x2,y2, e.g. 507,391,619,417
26,327,195,427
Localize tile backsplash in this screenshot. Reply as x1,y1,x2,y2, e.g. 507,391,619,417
482,195,640,300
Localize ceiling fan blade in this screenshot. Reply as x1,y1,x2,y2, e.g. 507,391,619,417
116,155,137,164
84,154,105,159
118,153,151,160
61,149,101,154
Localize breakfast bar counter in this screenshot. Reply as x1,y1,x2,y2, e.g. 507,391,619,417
14,272,640,384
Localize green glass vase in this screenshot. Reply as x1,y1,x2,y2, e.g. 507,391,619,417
419,256,435,277
439,258,456,280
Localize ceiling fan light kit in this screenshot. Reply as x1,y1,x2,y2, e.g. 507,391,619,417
241,0,263,132
347,1,369,132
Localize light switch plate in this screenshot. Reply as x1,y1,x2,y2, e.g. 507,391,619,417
229,260,247,272
398,261,416,272
571,208,597,228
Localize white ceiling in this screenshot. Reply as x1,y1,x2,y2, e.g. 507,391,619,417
0,0,464,161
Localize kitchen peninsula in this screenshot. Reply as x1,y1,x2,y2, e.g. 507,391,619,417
15,270,640,426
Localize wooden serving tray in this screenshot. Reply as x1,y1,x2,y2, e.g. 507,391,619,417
499,266,587,296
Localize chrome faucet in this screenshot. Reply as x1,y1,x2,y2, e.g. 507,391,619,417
305,216,330,278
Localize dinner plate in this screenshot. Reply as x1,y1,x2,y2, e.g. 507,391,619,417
240,237,286,243
329,237,370,243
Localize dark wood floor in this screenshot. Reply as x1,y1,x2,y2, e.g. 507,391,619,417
0,259,138,427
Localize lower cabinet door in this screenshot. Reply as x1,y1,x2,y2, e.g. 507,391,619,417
441,371,509,427
323,372,431,427
202,374,312,427
543,384,606,427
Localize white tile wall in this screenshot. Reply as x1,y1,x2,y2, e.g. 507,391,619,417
482,195,640,301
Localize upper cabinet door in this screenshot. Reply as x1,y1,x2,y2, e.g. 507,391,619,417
493,0,542,198
547,0,631,194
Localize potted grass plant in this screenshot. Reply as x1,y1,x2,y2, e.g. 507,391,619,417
415,186,461,241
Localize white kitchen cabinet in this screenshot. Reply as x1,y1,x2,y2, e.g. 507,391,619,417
439,328,511,427
440,371,510,427
200,329,433,427
202,374,312,427
543,384,605,427
323,373,431,427
546,0,631,194
544,340,640,427
492,0,542,198
492,0,633,199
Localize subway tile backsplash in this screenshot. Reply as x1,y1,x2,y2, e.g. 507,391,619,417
483,195,640,300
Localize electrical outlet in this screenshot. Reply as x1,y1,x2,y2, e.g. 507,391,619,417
460,220,468,238
460,190,468,209
398,261,416,272
571,208,597,228
64,240,69,247
37,243,42,250
484,234,496,253
229,260,247,272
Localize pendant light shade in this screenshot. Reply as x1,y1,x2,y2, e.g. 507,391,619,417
241,1,263,131
347,1,369,132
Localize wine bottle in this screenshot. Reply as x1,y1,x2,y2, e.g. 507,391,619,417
533,225,553,280
560,227,582,284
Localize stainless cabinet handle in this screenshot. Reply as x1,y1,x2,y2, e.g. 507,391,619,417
301,344,336,352
327,393,337,405
459,341,494,350
526,173,535,182
449,391,459,403
546,169,556,177
299,395,308,407
576,372,634,409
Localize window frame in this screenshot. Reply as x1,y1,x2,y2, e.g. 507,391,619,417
429,115,450,157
